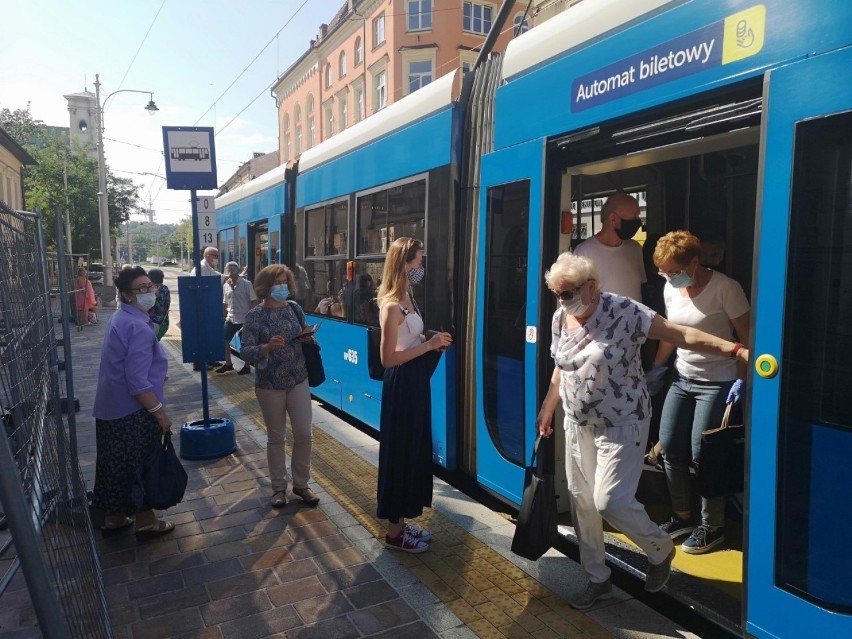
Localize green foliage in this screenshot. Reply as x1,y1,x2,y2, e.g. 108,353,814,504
0,104,141,256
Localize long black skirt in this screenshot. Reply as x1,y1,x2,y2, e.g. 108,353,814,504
376,350,441,522
92,409,162,515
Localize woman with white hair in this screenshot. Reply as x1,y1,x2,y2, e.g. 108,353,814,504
535,251,749,609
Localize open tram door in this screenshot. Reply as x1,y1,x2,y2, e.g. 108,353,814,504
747,47,852,637
474,138,555,504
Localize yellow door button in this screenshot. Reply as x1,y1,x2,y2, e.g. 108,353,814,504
755,354,778,379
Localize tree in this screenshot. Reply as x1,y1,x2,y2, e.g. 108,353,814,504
0,104,142,257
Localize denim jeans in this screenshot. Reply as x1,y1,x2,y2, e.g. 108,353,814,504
658,374,735,527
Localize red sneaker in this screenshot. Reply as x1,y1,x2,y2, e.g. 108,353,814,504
403,523,432,542
384,530,428,554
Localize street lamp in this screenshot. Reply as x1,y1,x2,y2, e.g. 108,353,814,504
94,74,158,288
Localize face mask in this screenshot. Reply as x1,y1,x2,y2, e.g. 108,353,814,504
407,266,425,284
134,292,157,312
616,218,643,240
667,270,694,289
560,297,590,317
270,284,290,302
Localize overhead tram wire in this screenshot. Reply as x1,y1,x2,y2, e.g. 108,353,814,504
113,0,168,96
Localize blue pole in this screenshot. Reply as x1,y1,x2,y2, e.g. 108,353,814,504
190,189,211,427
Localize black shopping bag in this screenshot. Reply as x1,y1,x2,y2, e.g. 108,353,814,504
511,435,559,560
143,433,188,510
697,402,745,498
302,341,326,387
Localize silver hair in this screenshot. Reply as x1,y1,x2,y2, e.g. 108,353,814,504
544,252,600,291
225,261,240,272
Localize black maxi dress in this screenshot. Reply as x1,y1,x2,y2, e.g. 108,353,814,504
376,310,441,522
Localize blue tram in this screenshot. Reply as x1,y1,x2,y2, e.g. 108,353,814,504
217,1,852,635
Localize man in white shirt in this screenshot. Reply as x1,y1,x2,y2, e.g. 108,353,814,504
574,194,646,301
217,261,258,375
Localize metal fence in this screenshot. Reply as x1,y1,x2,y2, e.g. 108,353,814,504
0,201,111,638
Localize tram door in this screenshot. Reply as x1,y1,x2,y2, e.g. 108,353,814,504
747,47,852,637
248,222,269,281
475,139,546,503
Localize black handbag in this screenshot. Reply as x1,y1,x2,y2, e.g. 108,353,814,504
696,402,745,498
302,341,326,387
511,434,559,561
143,433,188,510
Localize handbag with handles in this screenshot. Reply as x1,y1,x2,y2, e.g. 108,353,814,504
301,341,326,387
696,402,745,498
143,433,188,510
511,434,559,561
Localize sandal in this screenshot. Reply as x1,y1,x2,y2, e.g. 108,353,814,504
644,443,664,470
271,491,288,508
292,487,320,506
102,516,133,531
135,519,175,539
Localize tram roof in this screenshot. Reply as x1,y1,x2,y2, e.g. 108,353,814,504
298,69,460,174
502,0,675,82
215,162,288,209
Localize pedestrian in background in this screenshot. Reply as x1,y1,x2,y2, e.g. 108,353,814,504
147,268,170,341
217,261,258,375
92,266,175,539
375,237,452,553
239,265,319,508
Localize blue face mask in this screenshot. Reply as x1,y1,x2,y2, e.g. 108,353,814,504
270,284,290,302
666,270,694,289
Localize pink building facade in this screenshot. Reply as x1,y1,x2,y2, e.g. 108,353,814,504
271,0,526,166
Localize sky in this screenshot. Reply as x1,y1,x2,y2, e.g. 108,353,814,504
1,0,332,225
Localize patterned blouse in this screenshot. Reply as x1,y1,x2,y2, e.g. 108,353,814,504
240,301,309,391
550,292,655,428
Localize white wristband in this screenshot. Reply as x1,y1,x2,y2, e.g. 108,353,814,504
147,402,163,414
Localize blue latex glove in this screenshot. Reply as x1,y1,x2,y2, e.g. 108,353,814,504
726,378,745,404
646,364,668,395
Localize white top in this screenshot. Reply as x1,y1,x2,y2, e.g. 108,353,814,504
223,277,257,324
188,260,227,283
663,271,750,382
550,293,655,428
574,237,646,301
397,309,424,351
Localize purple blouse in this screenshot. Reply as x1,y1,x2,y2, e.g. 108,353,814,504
93,304,168,420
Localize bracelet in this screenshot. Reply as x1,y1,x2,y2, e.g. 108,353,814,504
147,402,163,414
730,343,744,358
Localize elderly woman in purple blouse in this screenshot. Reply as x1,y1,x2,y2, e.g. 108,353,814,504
92,266,175,538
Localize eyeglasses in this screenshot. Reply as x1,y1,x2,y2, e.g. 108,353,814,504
553,281,588,301
131,283,160,294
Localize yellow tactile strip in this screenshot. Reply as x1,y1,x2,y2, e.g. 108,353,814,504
163,336,614,638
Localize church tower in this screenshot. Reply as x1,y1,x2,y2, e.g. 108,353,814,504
63,90,98,154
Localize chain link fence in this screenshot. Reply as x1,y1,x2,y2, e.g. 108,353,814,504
0,200,111,638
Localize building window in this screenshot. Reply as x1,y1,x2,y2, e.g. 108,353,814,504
373,14,385,48
339,99,348,132
324,102,334,138
283,114,291,162
375,71,387,111
513,14,529,35
355,87,365,122
355,36,363,65
339,51,347,78
306,95,315,148
408,1,432,31
463,1,492,35
325,63,333,88
408,59,433,94
294,105,302,156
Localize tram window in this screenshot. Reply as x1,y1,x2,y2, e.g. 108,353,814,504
305,200,348,258
482,180,530,467
776,111,852,612
270,230,280,264
357,178,426,255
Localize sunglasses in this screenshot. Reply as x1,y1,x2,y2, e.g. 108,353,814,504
553,281,588,301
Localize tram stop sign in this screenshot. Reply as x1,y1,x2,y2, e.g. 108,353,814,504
162,126,217,190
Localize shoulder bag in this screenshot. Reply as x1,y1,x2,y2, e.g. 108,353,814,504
696,402,745,498
511,434,559,561
302,340,326,387
143,433,188,510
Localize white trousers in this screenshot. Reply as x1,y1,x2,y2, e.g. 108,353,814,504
565,418,673,583
256,381,313,492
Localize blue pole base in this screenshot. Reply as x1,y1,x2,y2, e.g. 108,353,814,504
180,418,237,460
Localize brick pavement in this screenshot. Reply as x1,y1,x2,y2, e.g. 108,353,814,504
54,307,690,639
